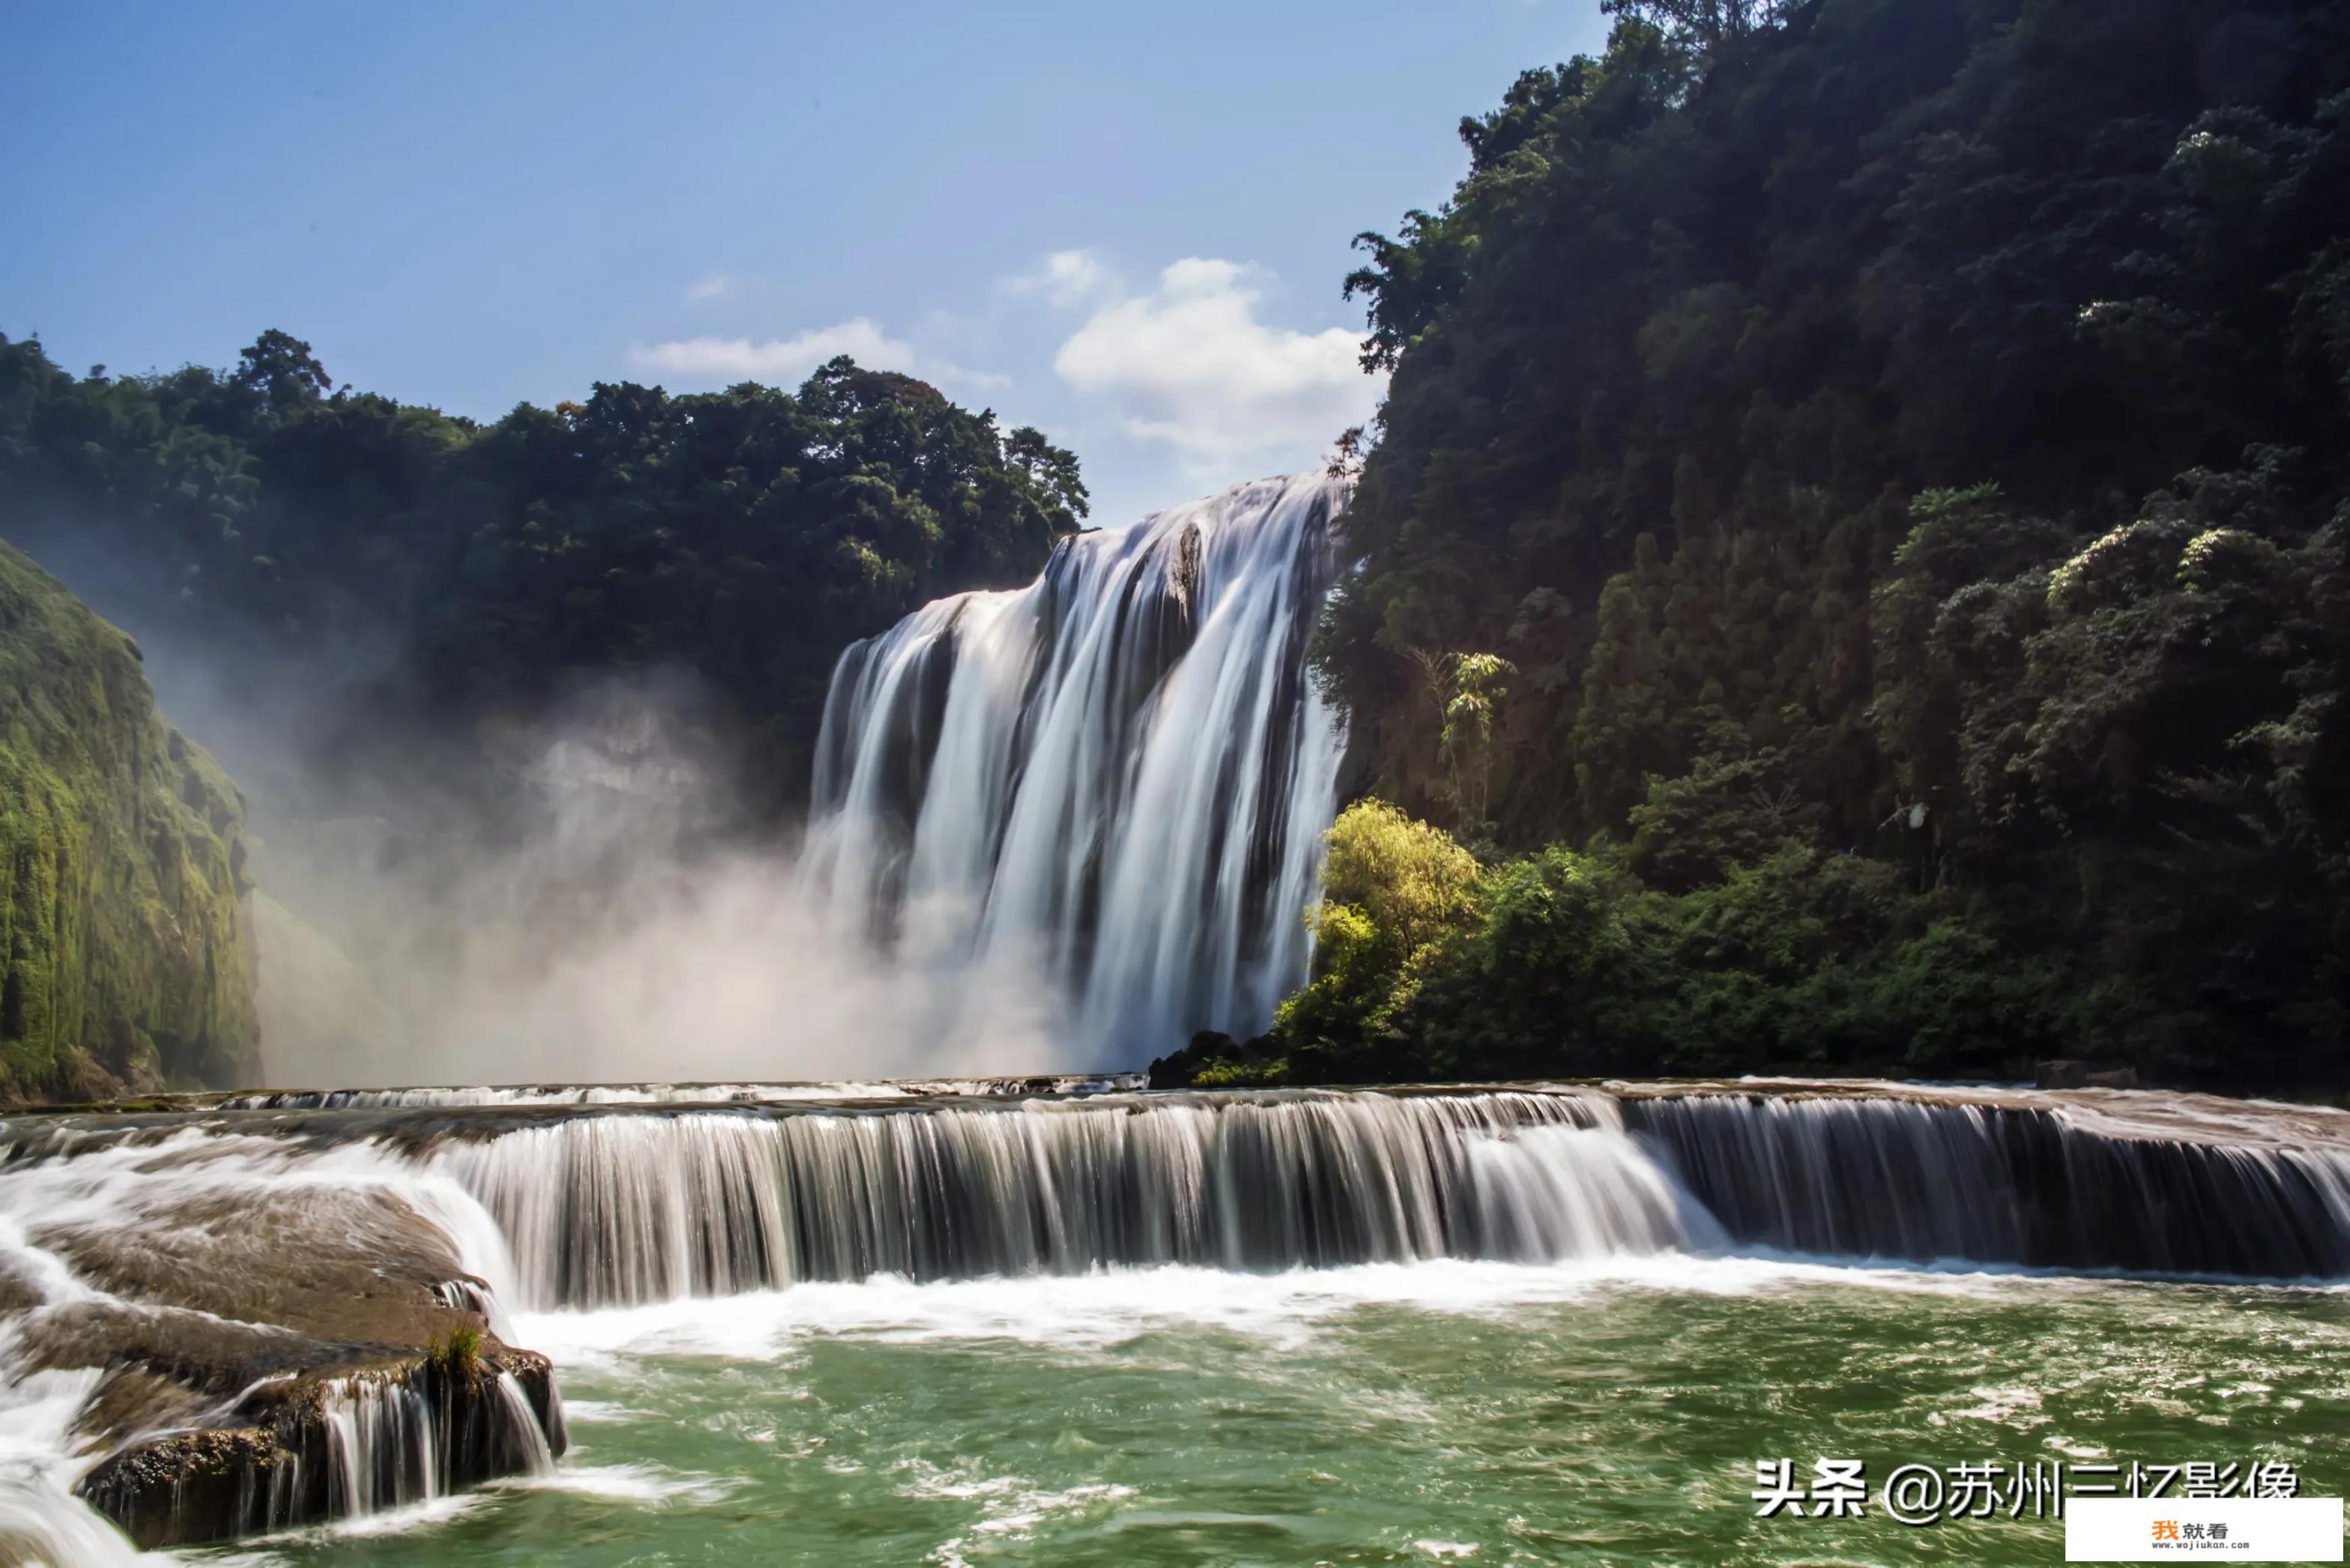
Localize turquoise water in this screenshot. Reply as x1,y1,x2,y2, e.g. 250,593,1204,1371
201,1257,2350,1566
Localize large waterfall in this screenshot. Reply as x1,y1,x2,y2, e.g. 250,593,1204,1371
802,473,1349,1056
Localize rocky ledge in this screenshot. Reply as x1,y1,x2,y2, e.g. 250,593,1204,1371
1,1163,566,1549
75,1347,563,1549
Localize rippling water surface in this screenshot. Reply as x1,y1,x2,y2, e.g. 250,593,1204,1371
196,1258,2350,1567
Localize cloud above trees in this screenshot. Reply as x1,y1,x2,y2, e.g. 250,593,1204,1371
1050,257,1384,469
629,319,1003,391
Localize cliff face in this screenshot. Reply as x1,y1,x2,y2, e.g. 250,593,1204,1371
0,540,259,1101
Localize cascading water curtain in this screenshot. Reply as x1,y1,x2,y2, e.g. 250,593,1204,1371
803,472,1350,1059
430,1092,1716,1310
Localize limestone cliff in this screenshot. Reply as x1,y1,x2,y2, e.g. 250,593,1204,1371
0,539,259,1101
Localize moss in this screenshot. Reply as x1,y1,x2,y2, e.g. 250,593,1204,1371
428,1324,486,1388
0,541,259,1101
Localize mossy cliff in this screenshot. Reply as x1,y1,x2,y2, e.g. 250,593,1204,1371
0,539,259,1101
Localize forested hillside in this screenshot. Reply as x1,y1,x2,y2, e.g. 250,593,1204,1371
0,541,258,1102
9,0,2346,1096
0,332,1088,799
1198,0,2350,1092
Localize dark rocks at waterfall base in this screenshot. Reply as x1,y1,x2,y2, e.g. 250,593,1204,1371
3,1176,568,1549
77,1353,564,1550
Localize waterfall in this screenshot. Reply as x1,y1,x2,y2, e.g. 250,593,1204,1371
0,1484,141,1567
431,1092,1704,1310
408,1086,2350,1307
321,1375,438,1518
802,473,1349,1056
10,1081,2349,1558
301,1366,563,1526
10,1078,2349,1559
1623,1091,2350,1277
0,1365,140,1567
492,1375,556,1477
12,1084,2350,1334
1464,1124,1729,1260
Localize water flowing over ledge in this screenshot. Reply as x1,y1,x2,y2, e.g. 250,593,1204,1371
0,1128,570,1550
4,1077,2349,1552
802,473,1349,1057
11,1082,2344,1309
1619,1089,2350,1278
414,1086,2350,1307
433,1092,1711,1310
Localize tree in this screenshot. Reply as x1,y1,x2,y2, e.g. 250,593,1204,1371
0,333,1088,812
1296,0,2350,1091
232,329,331,416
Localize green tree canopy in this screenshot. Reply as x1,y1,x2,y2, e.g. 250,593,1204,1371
0,333,1087,800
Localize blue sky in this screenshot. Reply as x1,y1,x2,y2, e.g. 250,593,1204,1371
4,1,1606,527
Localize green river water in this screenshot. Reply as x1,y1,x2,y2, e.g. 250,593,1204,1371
196,1258,2350,1567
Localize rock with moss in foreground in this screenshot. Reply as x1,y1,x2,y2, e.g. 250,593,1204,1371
0,539,260,1102
1,1127,567,1547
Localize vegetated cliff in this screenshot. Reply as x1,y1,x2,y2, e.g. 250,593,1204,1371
1245,0,2350,1094
0,539,259,1101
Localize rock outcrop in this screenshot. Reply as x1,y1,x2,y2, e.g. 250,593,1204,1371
74,1350,564,1549
1,1140,567,1549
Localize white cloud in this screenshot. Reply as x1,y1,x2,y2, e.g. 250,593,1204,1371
1051,258,1383,467
1007,249,1117,307
683,272,739,303
629,319,1006,392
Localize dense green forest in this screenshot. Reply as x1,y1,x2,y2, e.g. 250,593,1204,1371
1168,0,2350,1092
0,331,1088,799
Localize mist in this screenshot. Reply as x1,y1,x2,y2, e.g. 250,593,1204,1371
9,523,1084,1090
244,687,1082,1089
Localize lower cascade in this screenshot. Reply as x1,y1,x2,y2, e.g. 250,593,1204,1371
802,473,1350,1056
432,1091,1707,1309
417,1086,2350,1309
3,1078,2348,1552
1621,1090,2350,1277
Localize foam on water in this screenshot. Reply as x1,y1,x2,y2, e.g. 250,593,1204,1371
217,1077,1141,1111
508,1251,2048,1366
492,1463,743,1506
0,1364,136,1567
